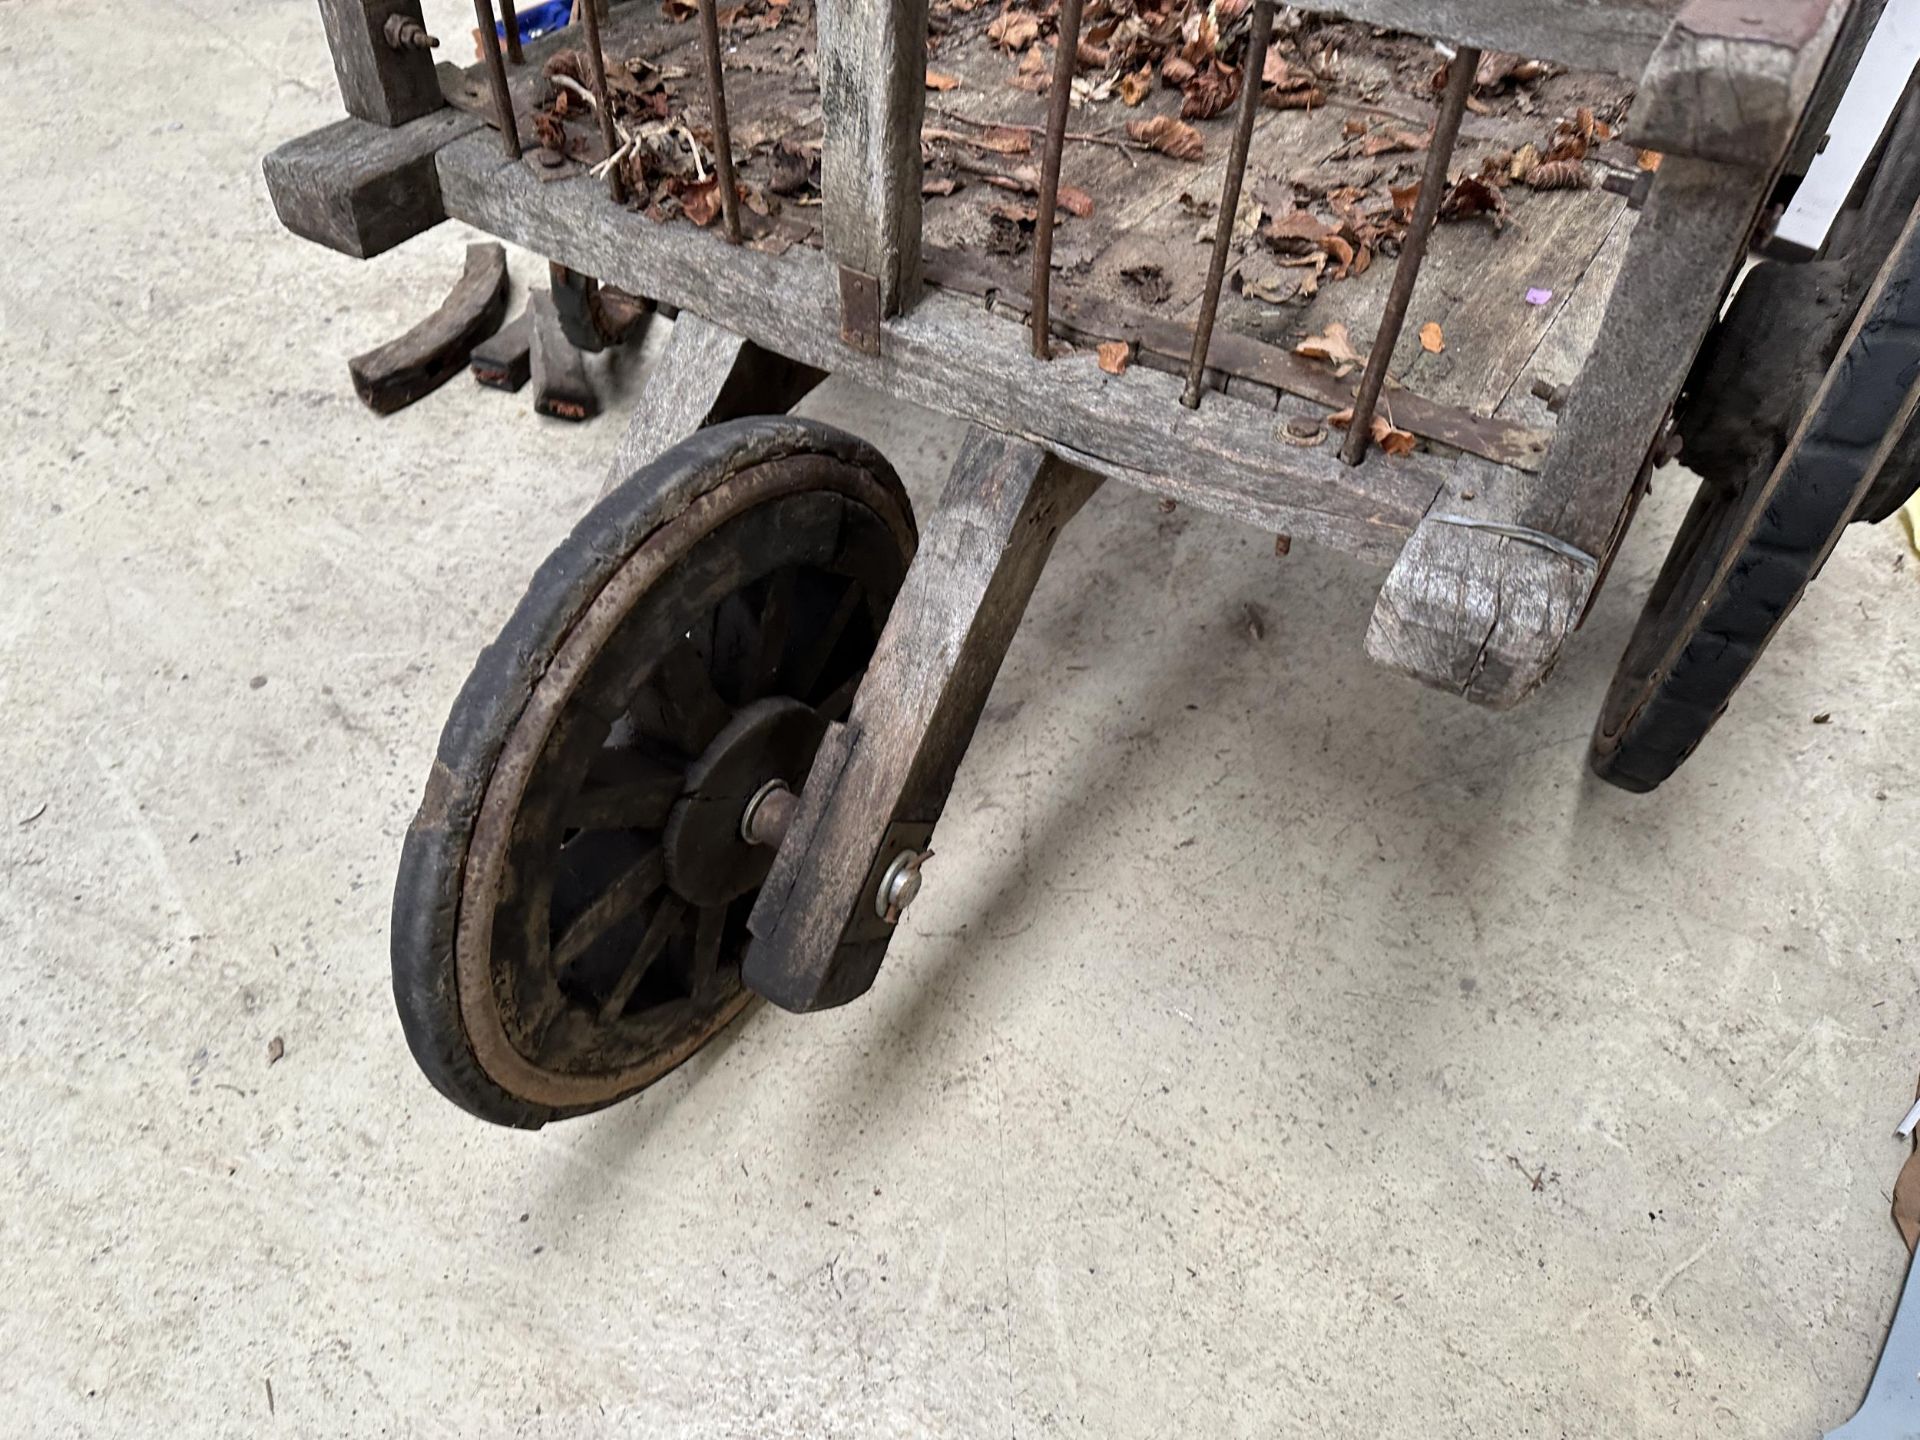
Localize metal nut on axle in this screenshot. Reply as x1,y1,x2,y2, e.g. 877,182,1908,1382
383,15,440,50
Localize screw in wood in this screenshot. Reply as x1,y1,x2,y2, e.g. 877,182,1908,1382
1183,0,1276,408
1339,43,1481,466
1029,0,1086,359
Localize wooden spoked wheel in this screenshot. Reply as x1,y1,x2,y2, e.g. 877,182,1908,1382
392,419,916,1127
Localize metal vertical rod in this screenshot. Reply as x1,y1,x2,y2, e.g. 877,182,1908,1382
1183,0,1275,408
1339,43,1479,465
472,0,522,160
579,0,624,202
694,0,743,243
499,0,524,63
1030,0,1087,360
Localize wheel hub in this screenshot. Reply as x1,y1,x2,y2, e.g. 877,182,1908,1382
662,696,826,907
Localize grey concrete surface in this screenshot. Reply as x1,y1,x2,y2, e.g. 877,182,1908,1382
5,3,1920,1436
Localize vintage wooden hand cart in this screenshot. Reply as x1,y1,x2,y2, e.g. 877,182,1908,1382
269,0,1919,1126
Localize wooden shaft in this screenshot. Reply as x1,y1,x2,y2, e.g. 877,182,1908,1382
1183,0,1274,408
578,0,624,201
1339,43,1479,465
499,0,523,62
1029,0,1086,359
694,0,743,242
471,0,522,159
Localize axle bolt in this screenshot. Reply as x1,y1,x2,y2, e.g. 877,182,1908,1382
877,849,932,924
384,15,440,50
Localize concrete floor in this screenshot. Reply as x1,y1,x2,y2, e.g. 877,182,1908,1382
6,3,1920,1436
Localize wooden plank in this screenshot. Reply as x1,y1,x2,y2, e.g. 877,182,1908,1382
818,0,931,314
1297,188,1630,419
925,248,1552,469
1293,0,1680,78
437,131,1454,563
263,107,479,258
349,242,510,413
602,315,827,495
317,0,445,127
1629,0,1849,167
744,428,1102,1013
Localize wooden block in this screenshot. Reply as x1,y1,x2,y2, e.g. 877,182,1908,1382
349,242,510,413
744,428,1101,1013
264,107,478,259
1288,0,1678,76
1365,460,1595,709
317,0,445,127
470,309,532,391
529,290,599,422
1630,0,1848,167
602,314,826,496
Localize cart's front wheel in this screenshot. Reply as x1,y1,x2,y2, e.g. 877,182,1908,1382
392,418,916,1127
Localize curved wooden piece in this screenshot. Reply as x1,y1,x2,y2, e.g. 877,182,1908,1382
349,241,509,413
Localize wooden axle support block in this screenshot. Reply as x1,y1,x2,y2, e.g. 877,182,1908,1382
744,428,1101,1013
264,105,478,259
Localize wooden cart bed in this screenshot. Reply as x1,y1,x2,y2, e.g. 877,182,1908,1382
436,0,1641,470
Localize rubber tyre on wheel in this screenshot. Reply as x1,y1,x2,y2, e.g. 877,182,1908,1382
391,417,916,1127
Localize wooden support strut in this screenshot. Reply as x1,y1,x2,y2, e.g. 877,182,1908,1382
819,0,932,340
316,0,445,127
744,428,1102,1013
600,314,828,497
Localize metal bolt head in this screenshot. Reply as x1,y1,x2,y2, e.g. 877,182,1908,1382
876,849,930,923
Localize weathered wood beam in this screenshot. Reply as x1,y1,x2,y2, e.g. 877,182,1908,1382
1629,0,1849,169
745,429,1102,1013
602,315,827,496
817,0,931,328
1299,0,1677,77
264,107,479,259
317,0,446,126
436,133,1453,563
529,290,599,421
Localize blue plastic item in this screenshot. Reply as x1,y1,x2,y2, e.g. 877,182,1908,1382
502,0,574,45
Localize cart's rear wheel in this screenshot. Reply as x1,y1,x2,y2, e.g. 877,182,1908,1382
1590,217,1920,793
392,418,915,1127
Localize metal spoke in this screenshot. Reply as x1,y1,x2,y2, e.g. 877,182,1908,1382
599,895,689,1020
552,848,664,973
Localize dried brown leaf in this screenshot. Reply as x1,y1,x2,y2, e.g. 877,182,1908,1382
1181,61,1240,121
1525,159,1589,190
1419,321,1445,354
1119,64,1153,106
925,68,961,91
1360,128,1426,157
1127,114,1205,162
989,11,1041,50
1295,321,1365,375
1097,340,1132,375
1263,85,1325,111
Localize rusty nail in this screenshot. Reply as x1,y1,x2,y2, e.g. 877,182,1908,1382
1029,0,1086,359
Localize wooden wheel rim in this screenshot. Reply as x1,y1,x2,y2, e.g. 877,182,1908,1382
452,458,912,1111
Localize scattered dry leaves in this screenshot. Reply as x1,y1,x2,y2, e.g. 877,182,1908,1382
1328,407,1418,456
1419,321,1445,354
1097,340,1133,375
